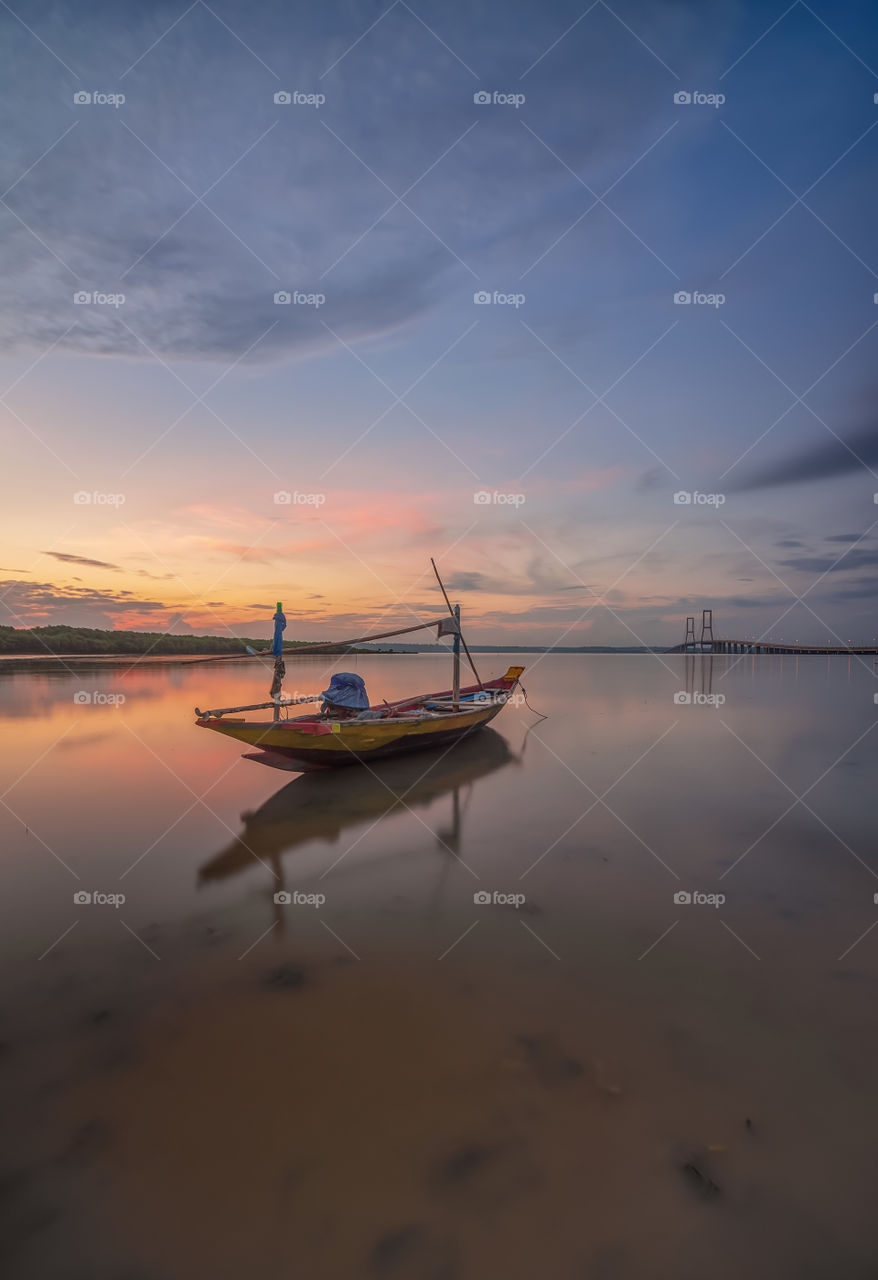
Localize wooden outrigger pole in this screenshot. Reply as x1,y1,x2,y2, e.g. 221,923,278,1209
181,617,449,666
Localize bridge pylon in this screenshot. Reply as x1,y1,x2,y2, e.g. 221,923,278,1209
700,608,714,652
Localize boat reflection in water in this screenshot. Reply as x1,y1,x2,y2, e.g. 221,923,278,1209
197,728,518,925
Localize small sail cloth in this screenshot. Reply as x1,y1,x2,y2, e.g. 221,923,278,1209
320,672,369,710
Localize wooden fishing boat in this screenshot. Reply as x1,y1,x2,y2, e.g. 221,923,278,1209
193,560,525,773
196,665,524,771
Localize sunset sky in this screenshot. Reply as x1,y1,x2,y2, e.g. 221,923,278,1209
1,0,876,648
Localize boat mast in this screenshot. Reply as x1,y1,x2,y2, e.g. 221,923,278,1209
430,557,484,691
452,602,460,711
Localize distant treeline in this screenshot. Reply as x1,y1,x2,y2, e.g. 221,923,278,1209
0,626,347,656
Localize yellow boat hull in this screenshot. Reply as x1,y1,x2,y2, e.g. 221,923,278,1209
196,668,524,771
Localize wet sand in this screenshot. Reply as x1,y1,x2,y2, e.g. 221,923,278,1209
4,906,878,1280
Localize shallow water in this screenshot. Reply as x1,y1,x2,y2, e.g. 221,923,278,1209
1,652,877,1278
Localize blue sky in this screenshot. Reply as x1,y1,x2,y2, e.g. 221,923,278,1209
1,0,876,647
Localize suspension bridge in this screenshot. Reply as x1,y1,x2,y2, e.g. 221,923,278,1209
667,610,878,656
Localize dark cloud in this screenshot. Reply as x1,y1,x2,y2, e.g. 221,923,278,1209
778,548,878,575
732,424,878,493
43,551,120,570
823,577,878,602
0,579,172,628
636,466,673,492
42,552,177,582
444,571,488,590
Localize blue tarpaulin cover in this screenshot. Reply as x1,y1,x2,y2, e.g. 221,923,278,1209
320,672,369,710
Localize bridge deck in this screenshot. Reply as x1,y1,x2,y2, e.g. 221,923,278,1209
669,641,878,656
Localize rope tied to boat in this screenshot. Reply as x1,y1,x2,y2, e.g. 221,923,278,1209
518,683,548,721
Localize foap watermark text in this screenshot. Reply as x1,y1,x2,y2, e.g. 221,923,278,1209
674,291,725,307
74,490,125,506
274,490,325,506
274,290,325,307
474,890,526,907
474,290,526,307
673,692,725,708
474,90,525,108
74,890,126,907
674,491,725,506
274,91,325,107
674,91,725,107
474,489,525,506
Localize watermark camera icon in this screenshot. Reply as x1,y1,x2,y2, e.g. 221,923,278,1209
673,691,691,705
74,891,92,904
674,291,691,304
474,291,491,304
473,91,491,104
274,891,292,904
274,91,291,104
674,91,692,104
673,890,692,904
673,491,691,504
274,290,291,304
73,690,92,704
73,91,92,104
473,890,491,904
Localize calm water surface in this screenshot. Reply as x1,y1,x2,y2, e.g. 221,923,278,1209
1,653,877,1278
